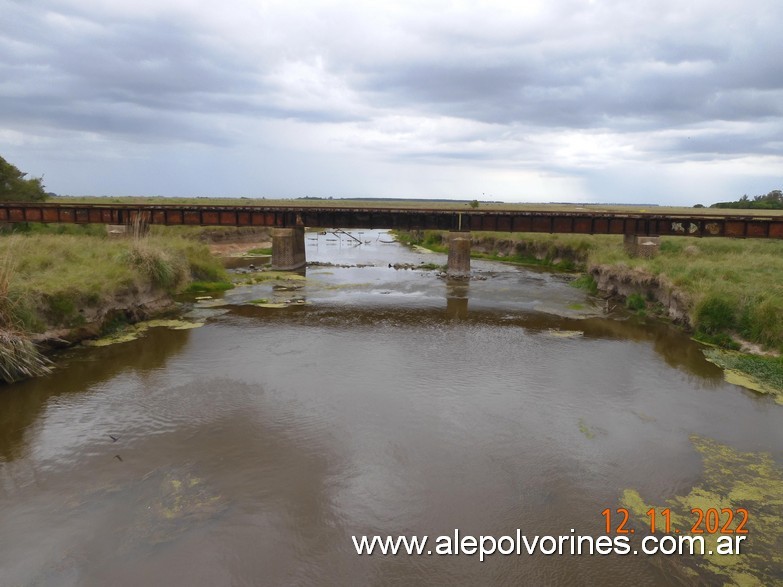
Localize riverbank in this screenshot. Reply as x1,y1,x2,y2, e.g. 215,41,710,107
395,229,783,403
0,231,232,382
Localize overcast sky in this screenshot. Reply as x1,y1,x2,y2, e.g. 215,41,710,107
2,0,782,204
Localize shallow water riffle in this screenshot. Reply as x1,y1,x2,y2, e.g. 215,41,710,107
0,229,781,586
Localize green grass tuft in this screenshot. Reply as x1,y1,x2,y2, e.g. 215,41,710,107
571,274,598,295
625,293,646,312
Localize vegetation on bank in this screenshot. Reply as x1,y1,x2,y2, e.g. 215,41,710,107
703,349,783,405
0,231,229,382
0,233,228,333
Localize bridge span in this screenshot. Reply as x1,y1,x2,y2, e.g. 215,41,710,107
2,202,782,274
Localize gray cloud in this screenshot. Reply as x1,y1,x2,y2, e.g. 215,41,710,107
1,0,781,201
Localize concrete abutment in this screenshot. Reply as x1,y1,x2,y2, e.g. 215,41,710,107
623,234,660,258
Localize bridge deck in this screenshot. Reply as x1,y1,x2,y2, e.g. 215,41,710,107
1,202,782,238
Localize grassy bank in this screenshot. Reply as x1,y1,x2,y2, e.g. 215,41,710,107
7,219,272,243
0,232,229,382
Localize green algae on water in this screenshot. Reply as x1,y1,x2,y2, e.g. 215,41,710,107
84,319,204,347
703,348,783,405
621,436,783,586
578,418,595,439
577,417,606,440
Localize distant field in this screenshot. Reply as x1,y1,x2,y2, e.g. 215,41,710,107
49,195,783,217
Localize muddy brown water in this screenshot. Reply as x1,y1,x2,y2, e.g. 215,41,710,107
1,230,781,586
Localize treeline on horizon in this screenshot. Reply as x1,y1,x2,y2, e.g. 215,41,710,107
709,190,783,210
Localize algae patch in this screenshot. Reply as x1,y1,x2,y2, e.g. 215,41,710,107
84,319,204,347
249,298,310,308
577,418,606,440
132,467,227,545
703,348,783,405
578,418,595,439
621,436,783,586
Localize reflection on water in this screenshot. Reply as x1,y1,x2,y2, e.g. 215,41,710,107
446,279,470,319
0,328,190,463
0,230,781,586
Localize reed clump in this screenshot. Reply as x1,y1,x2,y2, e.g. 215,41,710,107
0,239,53,382
0,330,53,382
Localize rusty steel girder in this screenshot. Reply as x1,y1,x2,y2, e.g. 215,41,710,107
1,202,782,239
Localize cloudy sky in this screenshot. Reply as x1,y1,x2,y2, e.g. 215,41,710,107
1,0,782,204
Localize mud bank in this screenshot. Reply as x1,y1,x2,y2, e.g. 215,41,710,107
589,264,692,326
31,285,178,349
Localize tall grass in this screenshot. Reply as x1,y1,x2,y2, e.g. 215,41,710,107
0,232,228,333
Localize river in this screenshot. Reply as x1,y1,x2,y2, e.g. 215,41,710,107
1,231,781,586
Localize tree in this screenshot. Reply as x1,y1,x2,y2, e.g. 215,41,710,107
0,156,47,202
710,190,782,210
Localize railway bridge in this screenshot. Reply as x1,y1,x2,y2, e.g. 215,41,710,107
2,202,782,275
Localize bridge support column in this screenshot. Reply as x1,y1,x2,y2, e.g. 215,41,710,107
447,231,471,277
624,234,660,258
272,227,306,270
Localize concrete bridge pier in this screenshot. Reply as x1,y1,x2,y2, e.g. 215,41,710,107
271,227,306,270
624,234,661,258
447,231,471,277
